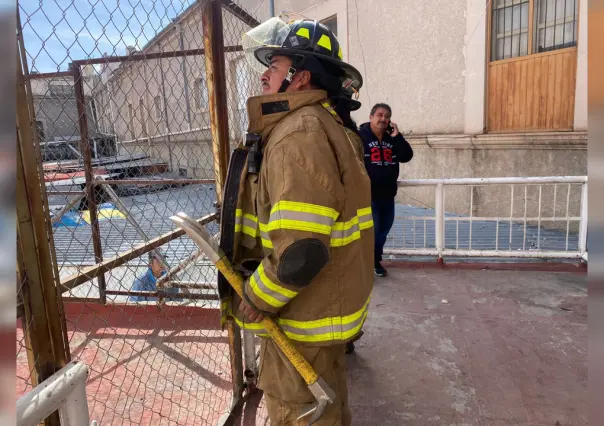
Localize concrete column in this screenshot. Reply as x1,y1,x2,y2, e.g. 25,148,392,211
574,0,588,131
464,0,487,135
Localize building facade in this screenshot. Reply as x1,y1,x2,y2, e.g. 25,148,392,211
93,0,587,219
246,0,588,221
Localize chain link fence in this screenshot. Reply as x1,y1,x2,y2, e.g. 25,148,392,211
17,0,264,423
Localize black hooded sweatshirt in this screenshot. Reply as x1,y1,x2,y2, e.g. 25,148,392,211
359,122,414,201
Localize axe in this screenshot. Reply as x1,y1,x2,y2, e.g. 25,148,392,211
170,212,336,425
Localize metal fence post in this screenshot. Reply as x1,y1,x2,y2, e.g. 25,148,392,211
202,0,245,415
203,0,231,203
579,182,588,257
435,183,445,260
72,63,107,303
17,48,69,426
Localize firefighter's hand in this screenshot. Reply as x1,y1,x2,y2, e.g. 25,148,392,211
238,298,264,323
390,122,400,137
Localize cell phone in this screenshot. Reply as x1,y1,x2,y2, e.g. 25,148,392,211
386,123,394,134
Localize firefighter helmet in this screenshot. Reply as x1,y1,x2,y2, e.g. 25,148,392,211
242,16,363,93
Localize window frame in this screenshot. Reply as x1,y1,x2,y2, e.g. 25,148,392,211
321,15,338,37
487,0,579,64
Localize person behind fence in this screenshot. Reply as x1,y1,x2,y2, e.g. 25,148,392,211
130,251,180,302
222,16,374,425
359,103,414,277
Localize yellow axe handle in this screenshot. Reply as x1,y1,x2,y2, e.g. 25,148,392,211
215,257,320,386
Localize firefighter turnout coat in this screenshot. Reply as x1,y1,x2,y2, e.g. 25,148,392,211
222,89,374,346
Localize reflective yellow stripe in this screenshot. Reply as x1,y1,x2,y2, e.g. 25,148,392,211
330,232,361,247
258,224,274,249
268,201,338,235
296,27,310,39
248,263,297,308
317,34,332,51
321,101,338,118
271,201,338,219
235,209,260,238
357,207,374,230
257,204,372,248
338,46,343,59
232,297,371,343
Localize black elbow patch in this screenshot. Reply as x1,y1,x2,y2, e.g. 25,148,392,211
277,239,329,288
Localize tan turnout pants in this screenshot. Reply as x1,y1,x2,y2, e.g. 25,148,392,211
257,339,351,426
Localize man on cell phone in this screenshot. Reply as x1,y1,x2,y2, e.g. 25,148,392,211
360,103,413,277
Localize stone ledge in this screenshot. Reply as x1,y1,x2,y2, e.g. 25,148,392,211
406,131,587,150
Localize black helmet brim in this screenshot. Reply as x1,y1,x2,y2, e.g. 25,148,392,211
254,46,364,91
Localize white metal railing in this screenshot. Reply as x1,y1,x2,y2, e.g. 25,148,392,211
17,361,96,426
384,176,587,261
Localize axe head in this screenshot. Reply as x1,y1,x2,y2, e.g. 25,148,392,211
296,377,336,425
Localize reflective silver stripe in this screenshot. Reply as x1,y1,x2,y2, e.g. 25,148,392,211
241,216,259,237
358,213,373,229
330,221,360,239
280,311,367,336
250,268,293,307
268,210,335,227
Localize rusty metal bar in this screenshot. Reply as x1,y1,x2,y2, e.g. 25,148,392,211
156,250,204,288
100,184,169,269
203,0,231,202
220,0,261,28
17,47,69,425
92,178,215,185
46,190,86,196
50,194,85,226
105,290,219,301
27,71,73,79
169,282,216,290
61,296,102,304
72,63,107,304
71,46,242,66
18,9,72,368
59,213,217,292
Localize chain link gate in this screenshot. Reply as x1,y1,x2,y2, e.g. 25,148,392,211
17,0,266,423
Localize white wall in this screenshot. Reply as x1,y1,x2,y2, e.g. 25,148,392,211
346,0,467,133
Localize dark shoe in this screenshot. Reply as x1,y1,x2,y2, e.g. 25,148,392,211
345,342,355,354
374,262,387,277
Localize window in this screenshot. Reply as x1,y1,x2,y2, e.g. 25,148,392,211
321,15,337,37
490,0,578,61
194,73,209,111
154,95,162,120
534,0,578,52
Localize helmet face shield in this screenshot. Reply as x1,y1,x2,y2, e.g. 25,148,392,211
242,17,291,73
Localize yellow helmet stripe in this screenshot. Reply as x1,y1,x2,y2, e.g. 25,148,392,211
317,34,332,51
296,27,310,39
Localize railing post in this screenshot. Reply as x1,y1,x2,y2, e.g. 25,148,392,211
579,182,588,257
435,183,445,260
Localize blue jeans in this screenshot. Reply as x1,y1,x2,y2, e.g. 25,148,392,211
371,198,395,263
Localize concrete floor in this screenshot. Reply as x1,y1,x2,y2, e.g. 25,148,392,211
236,266,587,426
346,266,587,425
17,266,587,425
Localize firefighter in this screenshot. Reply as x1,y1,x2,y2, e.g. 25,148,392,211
219,16,374,425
